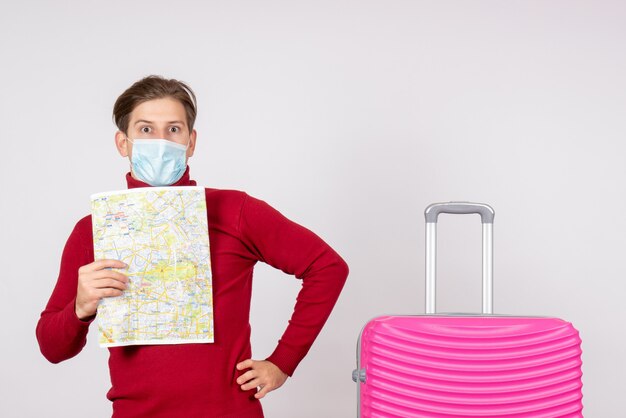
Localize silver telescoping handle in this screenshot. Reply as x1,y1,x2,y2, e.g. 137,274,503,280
424,202,495,315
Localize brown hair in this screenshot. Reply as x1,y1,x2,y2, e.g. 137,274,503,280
113,75,197,134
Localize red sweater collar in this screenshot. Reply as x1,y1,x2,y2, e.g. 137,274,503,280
125,166,197,189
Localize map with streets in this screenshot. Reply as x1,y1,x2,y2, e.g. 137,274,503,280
91,186,213,347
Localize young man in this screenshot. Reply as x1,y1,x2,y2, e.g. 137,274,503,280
36,76,349,418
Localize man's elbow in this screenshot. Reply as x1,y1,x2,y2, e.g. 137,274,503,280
37,340,80,364
35,321,74,364
41,350,65,364
341,258,349,280
36,337,65,364
335,255,349,286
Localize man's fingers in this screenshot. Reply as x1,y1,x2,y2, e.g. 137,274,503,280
241,377,261,392
75,260,128,319
92,278,128,290
99,288,124,298
79,260,129,285
255,385,270,399
233,359,287,399
81,259,127,273
94,259,128,269
236,359,254,371
81,269,128,285
236,370,257,385
92,269,128,280
91,270,129,284
86,286,125,299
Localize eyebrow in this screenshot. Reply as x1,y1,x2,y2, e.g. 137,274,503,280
133,119,185,125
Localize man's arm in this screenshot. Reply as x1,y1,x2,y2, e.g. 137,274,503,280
35,217,128,363
236,194,349,396
36,218,94,363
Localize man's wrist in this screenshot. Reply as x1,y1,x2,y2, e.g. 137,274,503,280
74,302,95,322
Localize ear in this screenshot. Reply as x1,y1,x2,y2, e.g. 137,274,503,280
115,131,130,157
186,129,197,158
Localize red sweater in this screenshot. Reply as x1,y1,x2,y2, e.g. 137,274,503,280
36,168,349,417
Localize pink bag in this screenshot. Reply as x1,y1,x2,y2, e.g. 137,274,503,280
353,202,583,417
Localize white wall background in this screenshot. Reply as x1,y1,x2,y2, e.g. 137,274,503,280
1,1,625,416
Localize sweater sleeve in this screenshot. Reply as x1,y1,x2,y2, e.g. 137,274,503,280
238,194,349,376
36,217,95,364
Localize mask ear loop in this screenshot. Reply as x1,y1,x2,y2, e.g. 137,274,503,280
181,136,192,150
122,137,133,163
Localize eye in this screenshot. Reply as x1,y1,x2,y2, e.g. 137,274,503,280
141,126,151,133
169,126,180,133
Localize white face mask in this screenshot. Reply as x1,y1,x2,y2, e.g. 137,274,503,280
127,139,188,186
